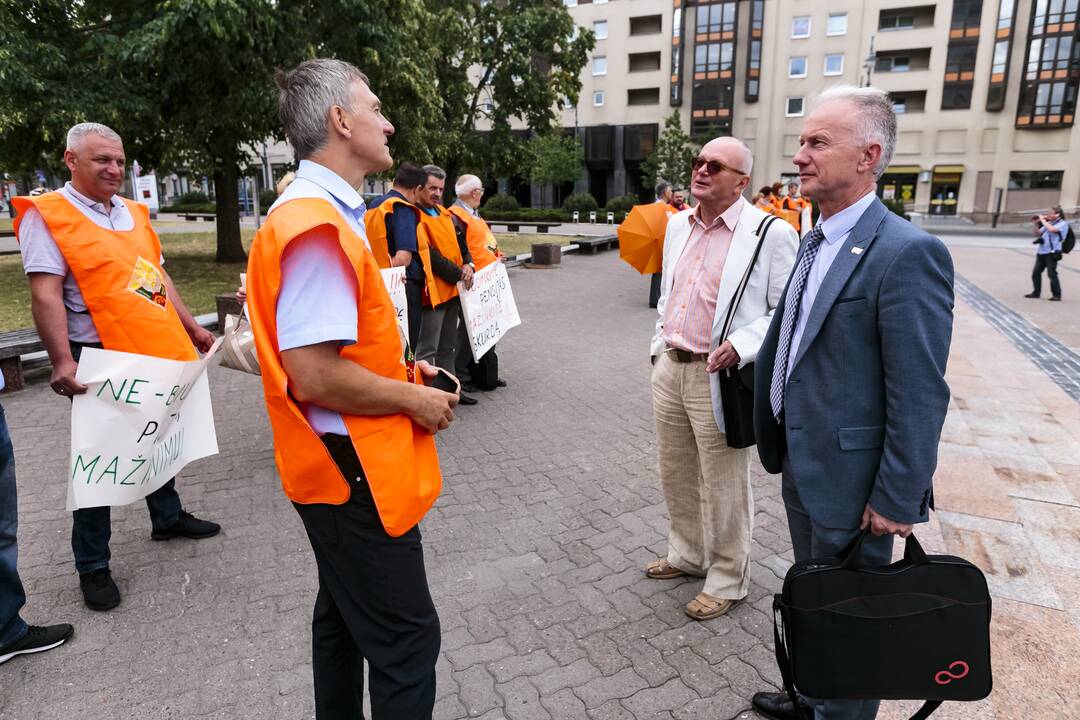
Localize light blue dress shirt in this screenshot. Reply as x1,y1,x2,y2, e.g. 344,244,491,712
273,160,369,436
1037,218,1069,255
786,191,877,380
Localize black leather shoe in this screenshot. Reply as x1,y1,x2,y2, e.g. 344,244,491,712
751,691,802,720
460,381,479,393
495,378,507,388
0,624,74,665
79,568,120,611
458,393,478,406
1024,292,1040,298
151,510,221,541
1049,296,1062,301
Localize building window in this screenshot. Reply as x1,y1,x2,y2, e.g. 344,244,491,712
1008,171,1064,189
1033,0,1079,33
890,91,927,113
789,56,808,78
593,90,605,106
593,20,608,39
628,88,661,106
592,56,607,76
696,2,737,34
745,0,764,102
880,12,916,31
691,118,733,141
942,85,974,109
824,54,844,75
630,15,662,36
1017,0,1080,127
695,42,734,73
564,0,577,6
786,97,805,116
827,13,848,36
945,42,978,75
791,16,811,38
950,0,983,34
876,55,911,72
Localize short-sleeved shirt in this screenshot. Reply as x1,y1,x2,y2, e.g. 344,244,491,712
272,160,367,436
18,182,146,343
1038,218,1069,255
370,189,424,282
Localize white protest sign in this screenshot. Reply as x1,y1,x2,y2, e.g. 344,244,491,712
134,173,160,212
380,266,410,346
67,340,222,511
458,262,521,363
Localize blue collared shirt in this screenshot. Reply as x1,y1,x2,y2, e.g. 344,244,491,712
369,189,423,281
271,159,367,245
1038,218,1069,255
786,191,877,380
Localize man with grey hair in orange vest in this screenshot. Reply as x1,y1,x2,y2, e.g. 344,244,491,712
246,58,458,719
15,122,220,614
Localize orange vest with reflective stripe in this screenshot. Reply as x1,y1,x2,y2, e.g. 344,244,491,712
12,192,196,361
246,197,441,535
363,195,420,269
448,204,499,270
417,206,462,307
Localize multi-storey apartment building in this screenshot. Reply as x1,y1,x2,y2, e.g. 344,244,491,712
552,0,1080,219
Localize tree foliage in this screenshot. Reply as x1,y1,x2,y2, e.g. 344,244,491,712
527,132,582,207
0,0,593,262
641,110,696,192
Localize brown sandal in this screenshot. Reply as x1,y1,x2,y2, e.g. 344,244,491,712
685,592,739,621
644,558,688,579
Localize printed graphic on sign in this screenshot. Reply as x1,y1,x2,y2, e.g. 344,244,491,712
380,266,410,349
126,256,168,309
458,262,521,363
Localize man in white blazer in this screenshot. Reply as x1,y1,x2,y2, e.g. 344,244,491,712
647,137,798,620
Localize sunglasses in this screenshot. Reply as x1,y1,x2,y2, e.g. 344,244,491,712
691,157,748,176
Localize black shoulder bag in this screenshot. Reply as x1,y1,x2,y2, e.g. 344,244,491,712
716,214,778,448
774,530,993,720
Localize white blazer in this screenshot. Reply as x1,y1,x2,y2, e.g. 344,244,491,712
650,198,799,432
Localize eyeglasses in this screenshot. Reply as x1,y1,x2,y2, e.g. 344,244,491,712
691,157,748,176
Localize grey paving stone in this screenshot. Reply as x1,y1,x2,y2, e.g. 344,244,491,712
574,668,650,709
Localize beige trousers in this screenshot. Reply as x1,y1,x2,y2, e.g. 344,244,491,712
651,352,752,600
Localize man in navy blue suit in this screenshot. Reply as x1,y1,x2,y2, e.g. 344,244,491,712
750,85,955,720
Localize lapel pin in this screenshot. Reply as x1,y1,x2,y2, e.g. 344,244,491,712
851,247,864,255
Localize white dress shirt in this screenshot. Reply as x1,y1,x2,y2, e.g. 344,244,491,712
786,191,877,380
18,182,139,343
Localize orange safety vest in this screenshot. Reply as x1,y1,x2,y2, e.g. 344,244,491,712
447,204,499,270
417,205,462,307
12,192,196,361
780,196,810,232
363,194,420,269
246,197,441,535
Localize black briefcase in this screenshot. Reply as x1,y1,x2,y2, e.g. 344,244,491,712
773,531,992,720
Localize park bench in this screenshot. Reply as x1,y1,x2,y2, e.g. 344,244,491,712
182,213,216,222
485,220,562,234
0,327,44,393
574,234,618,255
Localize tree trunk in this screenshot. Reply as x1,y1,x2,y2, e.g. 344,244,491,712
213,146,246,263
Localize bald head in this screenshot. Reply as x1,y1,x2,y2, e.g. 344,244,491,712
700,137,753,176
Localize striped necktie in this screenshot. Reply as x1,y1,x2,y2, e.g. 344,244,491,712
769,224,826,422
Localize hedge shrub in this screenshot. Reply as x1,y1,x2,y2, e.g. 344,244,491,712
562,192,599,213
483,193,520,212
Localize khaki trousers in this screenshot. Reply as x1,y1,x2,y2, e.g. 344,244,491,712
651,352,752,600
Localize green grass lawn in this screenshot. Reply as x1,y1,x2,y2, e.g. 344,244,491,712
0,217,12,233
0,229,576,332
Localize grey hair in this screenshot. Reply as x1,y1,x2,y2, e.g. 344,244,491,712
274,58,370,160
455,174,482,196
66,123,121,151
423,164,446,181
813,85,897,179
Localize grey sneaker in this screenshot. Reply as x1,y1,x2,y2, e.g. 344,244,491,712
0,624,74,665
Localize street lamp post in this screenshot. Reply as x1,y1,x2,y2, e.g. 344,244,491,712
862,35,876,88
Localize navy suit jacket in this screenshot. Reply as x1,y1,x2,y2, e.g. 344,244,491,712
753,198,955,528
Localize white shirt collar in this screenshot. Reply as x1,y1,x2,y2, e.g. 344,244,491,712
64,181,121,214
453,199,478,217
817,191,877,245
295,160,365,213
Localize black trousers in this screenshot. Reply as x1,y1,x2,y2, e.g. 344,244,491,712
1032,253,1062,299
293,435,440,720
405,278,424,353
648,272,662,308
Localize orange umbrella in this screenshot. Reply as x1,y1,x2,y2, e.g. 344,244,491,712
618,202,673,275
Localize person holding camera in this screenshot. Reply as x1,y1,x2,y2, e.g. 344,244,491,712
1026,206,1069,301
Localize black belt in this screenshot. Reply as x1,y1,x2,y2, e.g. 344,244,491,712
667,348,708,363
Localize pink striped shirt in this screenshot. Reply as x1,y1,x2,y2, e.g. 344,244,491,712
661,198,744,353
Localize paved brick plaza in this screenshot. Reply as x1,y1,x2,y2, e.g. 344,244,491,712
1,247,1078,719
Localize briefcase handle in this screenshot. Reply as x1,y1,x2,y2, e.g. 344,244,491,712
840,529,929,570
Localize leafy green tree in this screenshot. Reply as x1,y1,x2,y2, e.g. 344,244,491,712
641,110,696,192
527,132,582,208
